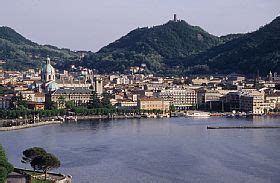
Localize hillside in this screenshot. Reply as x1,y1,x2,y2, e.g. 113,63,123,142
187,16,280,75
82,20,222,73
1,16,280,76
0,26,80,70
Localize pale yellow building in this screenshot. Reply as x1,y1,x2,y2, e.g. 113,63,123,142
138,98,170,112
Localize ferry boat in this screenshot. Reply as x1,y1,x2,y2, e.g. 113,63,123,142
185,112,210,118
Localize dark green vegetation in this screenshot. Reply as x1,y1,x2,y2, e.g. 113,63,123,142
82,20,221,74
22,147,47,167
22,147,60,180
1,16,280,75
188,16,280,75
82,16,280,76
0,26,81,70
0,144,13,183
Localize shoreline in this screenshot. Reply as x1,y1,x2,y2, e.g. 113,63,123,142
0,120,62,131
1,113,280,132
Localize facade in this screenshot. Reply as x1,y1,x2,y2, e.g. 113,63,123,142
116,100,138,109
0,96,11,109
158,89,197,110
224,91,270,114
138,98,170,112
197,89,221,105
222,92,241,112
21,91,45,103
49,88,93,109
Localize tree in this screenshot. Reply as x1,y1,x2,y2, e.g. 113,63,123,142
88,91,101,109
30,153,60,180
65,100,76,110
0,144,14,182
10,94,28,110
101,92,112,108
170,104,176,112
22,147,47,171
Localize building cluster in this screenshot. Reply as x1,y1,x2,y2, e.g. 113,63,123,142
0,58,280,115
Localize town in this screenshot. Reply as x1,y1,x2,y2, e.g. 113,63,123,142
0,57,279,124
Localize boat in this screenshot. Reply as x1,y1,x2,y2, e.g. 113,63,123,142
65,116,77,122
185,112,210,118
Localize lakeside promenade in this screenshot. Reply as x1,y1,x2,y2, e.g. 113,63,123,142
0,114,142,131
0,120,62,131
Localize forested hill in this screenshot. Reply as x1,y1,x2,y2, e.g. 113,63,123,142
1,16,280,76
82,20,222,73
0,26,80,70
186,16,280,75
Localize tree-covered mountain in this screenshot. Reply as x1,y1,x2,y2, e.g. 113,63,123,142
0,26,80,70
1,16,280,76
82,20,222,74
185,16,280,75
82,17,280,76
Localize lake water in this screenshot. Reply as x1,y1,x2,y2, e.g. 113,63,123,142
1,117,280,183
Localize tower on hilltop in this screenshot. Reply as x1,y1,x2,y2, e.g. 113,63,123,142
173,14,177,22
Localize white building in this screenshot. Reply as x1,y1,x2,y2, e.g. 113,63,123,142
158,89,197,110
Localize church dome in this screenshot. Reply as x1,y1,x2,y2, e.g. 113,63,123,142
46,81,59,92
41,57,56,82
42,58,55,74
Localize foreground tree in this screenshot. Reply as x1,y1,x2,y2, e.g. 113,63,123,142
31,153,61,180
22,147,47,168
0,144,14,182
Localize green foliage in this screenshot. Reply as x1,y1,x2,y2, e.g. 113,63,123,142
170,105,176,112
101,92,112,108
65,100,75,110
82,20,221,74
22,147,47,165
31,177,51,183
22,147,60,180
88,91,102,109
0,144,14,182
30,153,60,180
0,26,80,71
188,16,280,75
10,94,28,110
0,109,66,121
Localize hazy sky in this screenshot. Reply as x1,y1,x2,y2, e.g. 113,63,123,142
0,0,279,51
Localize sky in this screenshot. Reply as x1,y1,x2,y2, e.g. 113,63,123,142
0,0,279,52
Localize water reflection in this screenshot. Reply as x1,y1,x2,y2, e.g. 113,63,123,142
0,117,280,183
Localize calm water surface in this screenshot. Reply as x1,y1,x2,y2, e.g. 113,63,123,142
1,117,280,183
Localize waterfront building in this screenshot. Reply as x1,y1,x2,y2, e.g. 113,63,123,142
223,90,271,114
265,92,280,109
158,89,197,110
222,92,241,112
197,89,221,105
138,98,170,112
116,100,138,109
48,88,93,109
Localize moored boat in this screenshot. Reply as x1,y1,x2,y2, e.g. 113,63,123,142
185,112,210,118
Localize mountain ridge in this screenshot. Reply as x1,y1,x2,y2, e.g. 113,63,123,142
1,16,280,76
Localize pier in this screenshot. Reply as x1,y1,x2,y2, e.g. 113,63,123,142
207,126,280,130
207,126,280,129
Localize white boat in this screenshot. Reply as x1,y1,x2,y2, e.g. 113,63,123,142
185,112,210,118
